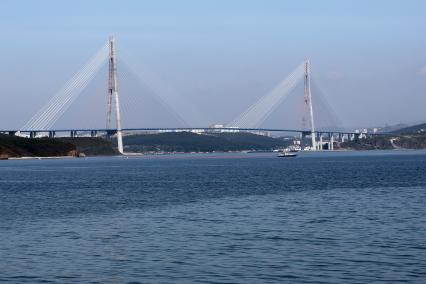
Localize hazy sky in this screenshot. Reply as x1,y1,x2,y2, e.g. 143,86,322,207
1,0,426,129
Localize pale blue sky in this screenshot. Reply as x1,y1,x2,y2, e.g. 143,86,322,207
1,0,426,129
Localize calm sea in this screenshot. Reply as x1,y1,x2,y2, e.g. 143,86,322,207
1,151,426,283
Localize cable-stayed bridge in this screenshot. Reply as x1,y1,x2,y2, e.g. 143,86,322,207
1,37,370,153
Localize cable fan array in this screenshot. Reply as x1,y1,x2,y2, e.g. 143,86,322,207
228,62,306,128
20,39,343,133
21,42,109,131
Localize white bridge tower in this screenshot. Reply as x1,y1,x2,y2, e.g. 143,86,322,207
106,36,124,154
304,60,316,150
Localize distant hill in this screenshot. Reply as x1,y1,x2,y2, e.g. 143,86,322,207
0,134,75,158
121,132,291,153
340,122,426,150
377,123,410,133
340,136,393,150
390,123,426,134
58,137,118,156
0,134,117,158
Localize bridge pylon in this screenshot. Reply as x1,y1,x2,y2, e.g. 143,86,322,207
304,60,316,150
107,36,124,154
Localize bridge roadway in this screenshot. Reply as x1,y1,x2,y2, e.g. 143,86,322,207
1,127,373,138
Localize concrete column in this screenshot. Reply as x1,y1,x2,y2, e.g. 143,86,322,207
106,130,116,139
319,135,323,150
330,134,334,150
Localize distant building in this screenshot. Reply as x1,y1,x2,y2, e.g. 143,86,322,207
208,124,240,133
190,129,205,134
249,130,271,137
209,124,225,129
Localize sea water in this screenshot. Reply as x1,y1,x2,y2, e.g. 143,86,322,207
1,151,425,283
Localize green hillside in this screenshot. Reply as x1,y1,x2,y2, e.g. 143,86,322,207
391,123,426,134
340,133,426,150
340,136,393,150
121,132,290,153
0,134,75,158
58,137,118,156
0,134,117,158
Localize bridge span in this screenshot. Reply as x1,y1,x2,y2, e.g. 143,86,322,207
3,127,369,136
6,37,376,152
1,127,375,151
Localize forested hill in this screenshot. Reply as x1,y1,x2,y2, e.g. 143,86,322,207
0,134,75,158
0,135,117,158
121,132,290,153
391,123,426,134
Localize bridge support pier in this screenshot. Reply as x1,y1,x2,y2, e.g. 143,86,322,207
91,130,97,137
49,131,56,138
319,134,323,150
106,130,116,140
30,131,37,138
301,131,308,150
70,131,77,138
8,131,17,136
330,134,334,150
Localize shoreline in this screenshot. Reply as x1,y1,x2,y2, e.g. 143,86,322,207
7,156,79,160
2,148,426,161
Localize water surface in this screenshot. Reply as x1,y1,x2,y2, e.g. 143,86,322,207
1,151,426,283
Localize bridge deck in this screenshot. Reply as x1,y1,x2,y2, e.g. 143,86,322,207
1,127,374,136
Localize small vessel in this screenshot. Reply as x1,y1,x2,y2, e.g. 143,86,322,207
277,151,297,158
